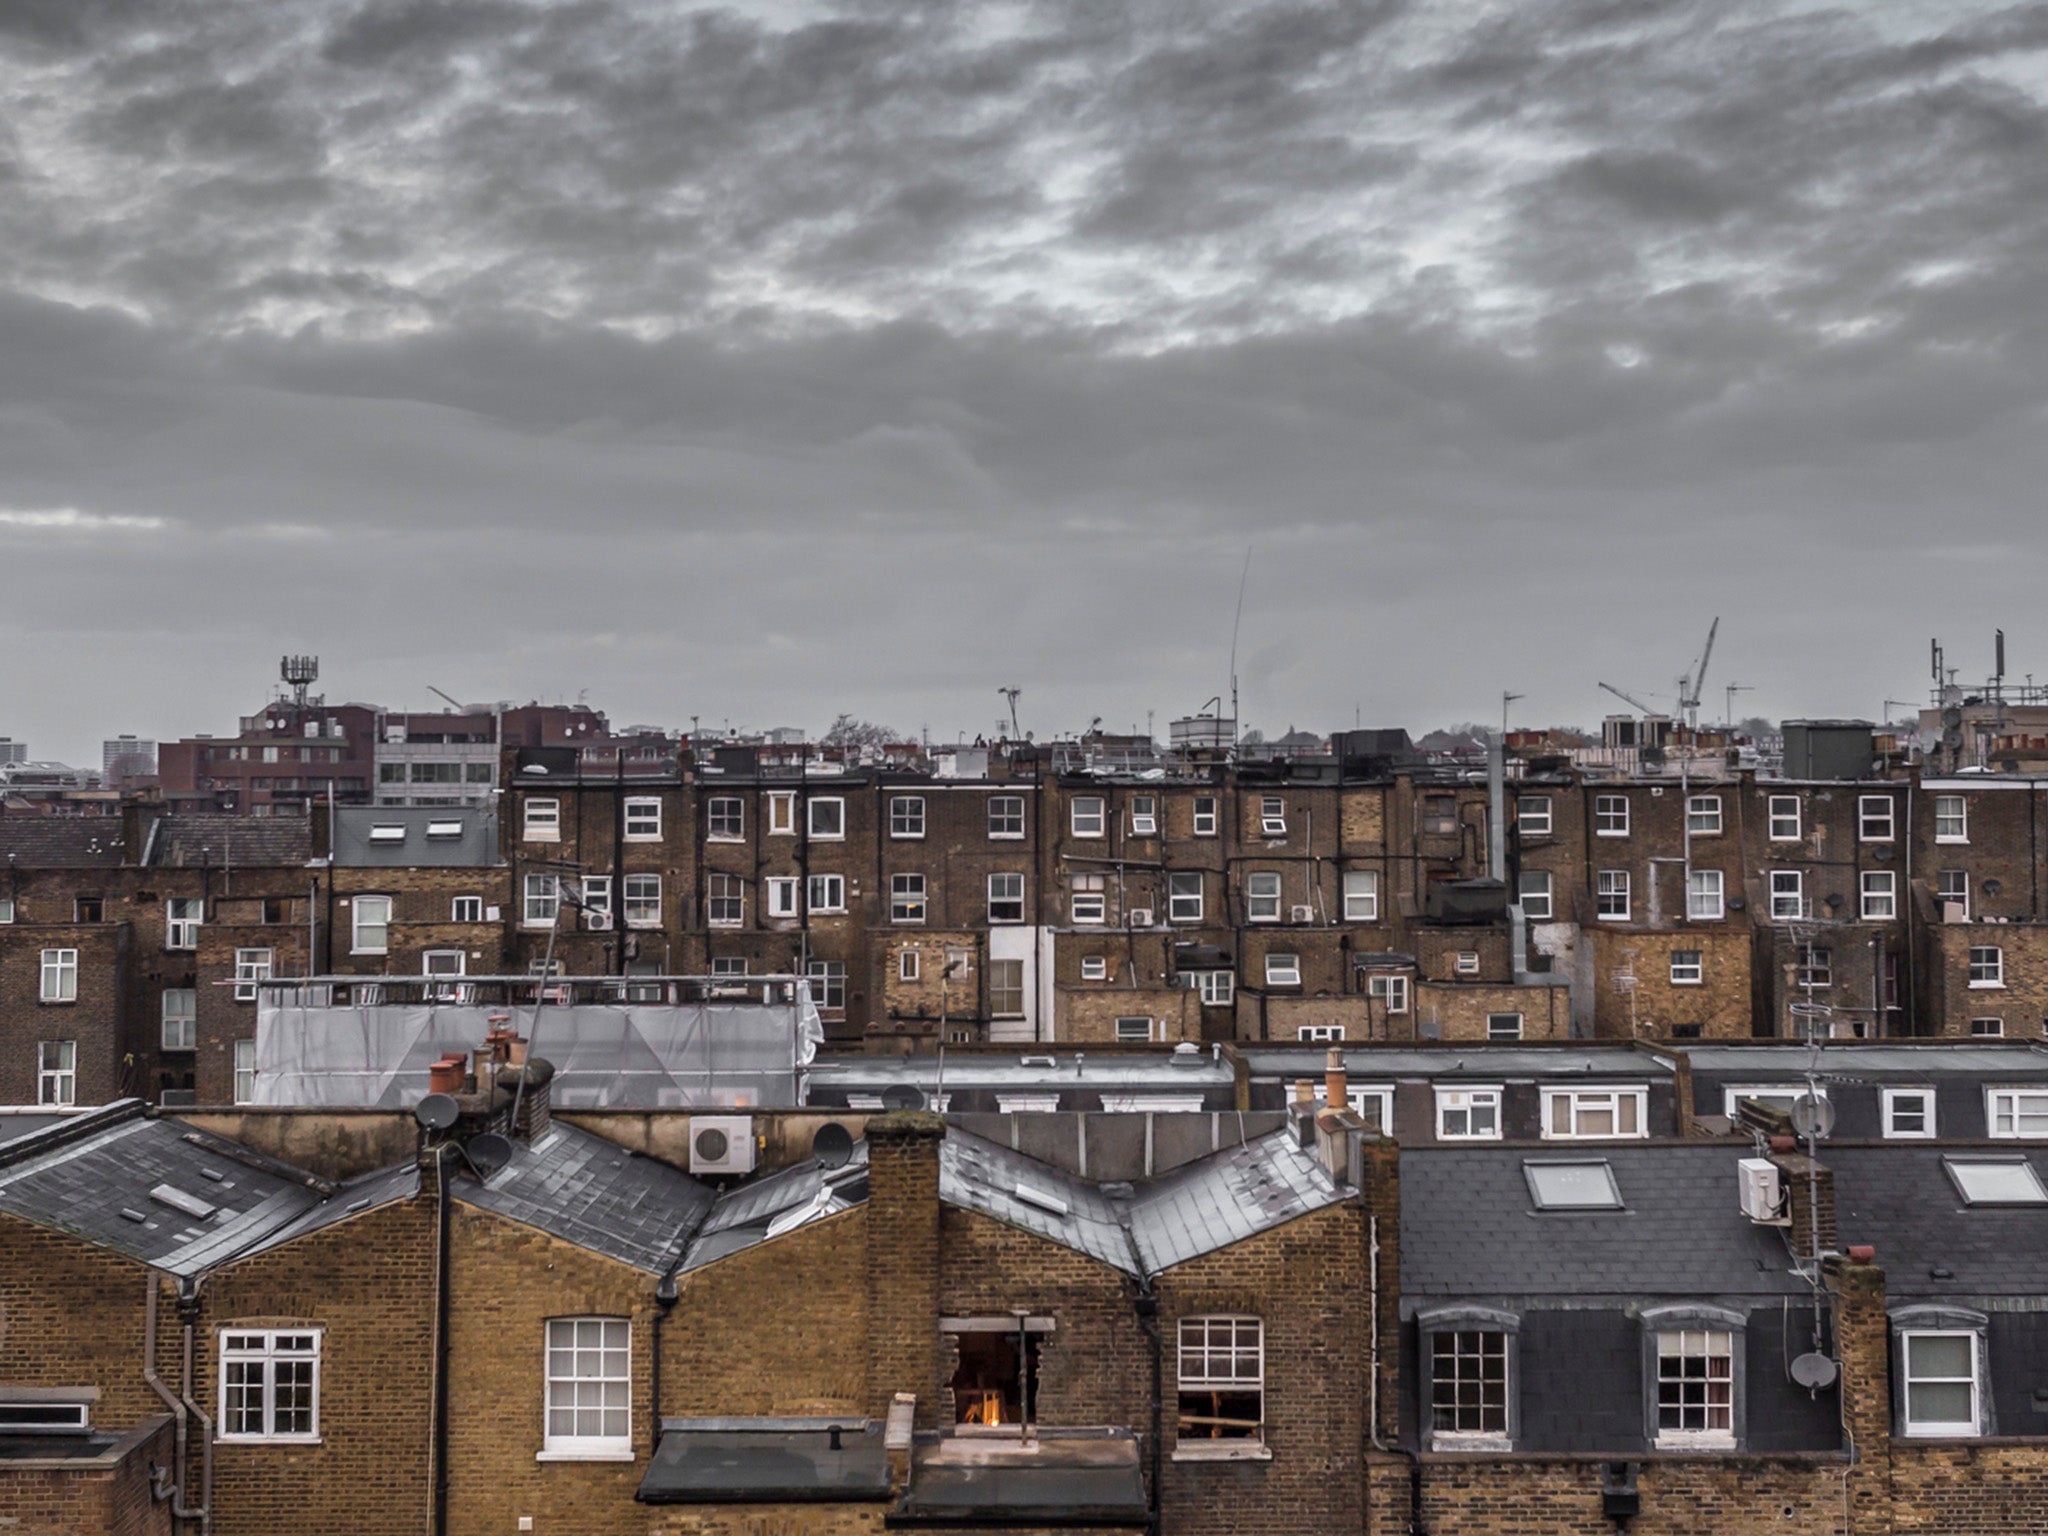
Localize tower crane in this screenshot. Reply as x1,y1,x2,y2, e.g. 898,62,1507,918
1676,618,1719,732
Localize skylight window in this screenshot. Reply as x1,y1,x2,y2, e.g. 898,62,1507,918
1945,1157,2048,1206
426,820,463,838
149,1183,218,1220
368,824,407,843
1525,1160,1623,1210
1013,1182,1070,1217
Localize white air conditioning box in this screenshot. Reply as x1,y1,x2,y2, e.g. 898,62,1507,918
1128,908,1154,927
1290,905,1315,923
690,1116,756,1176
1738,1158,1786,1224
584,910,613,931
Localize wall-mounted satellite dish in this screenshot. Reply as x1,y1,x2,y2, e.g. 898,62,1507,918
1790,1352,1839,1391
880,1085,926,1112
465,1132,514,1177
1790,1095,1837,1140
415,1093,459,1132
812,1122,855,1169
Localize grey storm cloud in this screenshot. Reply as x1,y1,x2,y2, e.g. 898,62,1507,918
2,0,2047,761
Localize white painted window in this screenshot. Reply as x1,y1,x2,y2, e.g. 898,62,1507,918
1517,796,1552,837
1937,870,1970,921
1297,1024,1345,1043
1899,1331,1980,1437
1070,873,1106,925
1130,796,1158,835
1368,973,1409,1014
1177,1317,1263,1446
1968,944,2002,987
162,989,198,1051
523,798,559,842
0,897,13,923
890,796,926,839
624,797,662,840
543,1318,630,1458
900,950,921,982
1259,797,1287,837
1168,872,1204,923
1343,870,1379,922
1768,795,1801,841
219,1330,321,1444
579,876,612,928
1670,950,1703,986
1971,1017,2004,1037
1859,795,1894,842
807,798,845,840
1194,971,1233,1007
37,1041,75,1106
351,895,391,954
1115,1017,1154,1043
988,959,1023,1017
806,961,847,1011
987,873,1025,923
706,874,743,927
1436,1088,1501,1141
1455,952,1480,976
1769,870,1804,921
1881,1088,1936,1138
891,874,926,924
988,795,1025,839
710,957,748,978
1797,945,1831,989
1543,1087,1648,1140
1264,953,1301,987
767,792,796,836
1080,956,1108,982
1431,1330,1510,1444
1595,795,1629,836
1597,870,1630,921
1722,1085,1828,1119
451,895,484,923
1246,872,1282,922
1654,1330,1735,1448
1686,795,1722,836
1518,871,1552,920
623,874,661,927
805,874,844,915
1986,1088,2048,1138
165,898,203,951
1487,1013,1523,1041
1686,870,1724,921
1071,796,1106,838
1861,871,1897,921
39,948,78,1003
1934,795,1968,844
1192,796,1218,837
234,1039,257,1104
234,948,273,1003
766,877,798,919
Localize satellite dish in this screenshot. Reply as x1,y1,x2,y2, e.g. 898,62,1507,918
812,1122,855,1169
1790,1352,1839,1391
1790,1095,1837,1140
466,1132,514,1177
414,1093,459,1132
880,1085,926,1112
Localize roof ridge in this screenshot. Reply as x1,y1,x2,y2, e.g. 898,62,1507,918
0,1099,147,1173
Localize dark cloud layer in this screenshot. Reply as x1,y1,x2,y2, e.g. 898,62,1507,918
2,0,2046,759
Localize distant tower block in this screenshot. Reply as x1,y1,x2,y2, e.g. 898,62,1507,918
281,654,319,711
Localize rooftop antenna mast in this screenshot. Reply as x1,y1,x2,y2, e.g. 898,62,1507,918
1228,551,1251,759
281,654,319,713
998,687,1021,740
1500,691,1524,740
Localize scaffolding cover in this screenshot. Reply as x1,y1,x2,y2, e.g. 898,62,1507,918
252,996,824,1109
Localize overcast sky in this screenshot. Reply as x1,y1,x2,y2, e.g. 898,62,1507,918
4,0,2047,763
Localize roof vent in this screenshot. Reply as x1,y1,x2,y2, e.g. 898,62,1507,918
149,1184,218,1221
1013,1182,1070,1217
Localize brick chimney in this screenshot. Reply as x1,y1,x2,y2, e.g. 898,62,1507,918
503,1058,554,1144
864,1111,945,1428
1768,1139,1837,1260
1823,1249,1892,1521
1361,1137,1402,1445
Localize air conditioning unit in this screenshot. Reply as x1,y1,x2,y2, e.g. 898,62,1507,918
1128,908,1154,928
1290,905,1315,923
584,910,613,931
1737,1158,1786,1224
690,1116,756,1176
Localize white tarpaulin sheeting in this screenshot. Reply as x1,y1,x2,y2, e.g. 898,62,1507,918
253,994,824,1108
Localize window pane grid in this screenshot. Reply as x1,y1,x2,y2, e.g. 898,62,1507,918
1430,1331,1507,1434
1656,1330,1733,1433
546,1318,631,1447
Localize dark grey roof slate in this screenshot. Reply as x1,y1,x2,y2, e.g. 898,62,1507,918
151,814,312,868
637,1420,889,1504
941,1132,1139,1274
456,1121,713,1273
680,1143,867,1272
1400,1144,1808,1301
330,806,501,868
0,819,130,867
236,1161,421,1259
1685,1043,2048,1078
1832,1146,2048,1297
1241,1045,1664,1081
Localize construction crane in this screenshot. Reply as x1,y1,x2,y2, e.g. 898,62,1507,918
1598,681,1662,715
998,687,1021,740
1677,619,1719,732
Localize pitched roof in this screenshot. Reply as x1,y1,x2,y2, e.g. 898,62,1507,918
680,1142,868,1273
330,806,501,868
1831,1145,2048,1297
0,818,131,867
149,814,312,868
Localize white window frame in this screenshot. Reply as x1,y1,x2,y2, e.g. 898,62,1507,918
1167,872,1204,924
579,875,612,927
234,948,273,1003
1597,870,1631,922
1986,1087,2048,1138
1129,796,1158,836
1686,869,1724,921
767,791,796,836
900,950,921,982
1859,795,1895,843
766,877,799,919
807,797,845,840
1487,1013,1523,1041
805,873,845,915
1264,953,1301,987
1071,796,1106,838
1768,794,1801,842
1968,944,2003,988
351,894,392,955
1769,870,1804,921
234,1039,257,1104
523,797,560,843
1542,1086,1649,1141
1297,1024,1345,1043
988,958,1024,1018
1176,1316,1264,1454
1898,1329,1981,1438
0,896,13,923
1652,1329,1736,1450
987,872,1025,924
1455,951,1481,976
1436,1087,1502,1141
706,873,744,928
1428,1325,1513,1448
541,1317,632,1460
39,948,78,1003
1937,870,1970,921
218,1330,321,1444
623,797,662,841
162,988,198,1051
1342,870,1379,922
1367,973,1410,1014
1517,796,1552,837
1686,795,1722,836
987,795,1025,840
1192,796,1218,837
37,1041,76,1106
1114,1016,1155,1043
165,897,203,951
1934,794,1968,845
1194,970,1234,1007
1246,872,1282,922
1722,1085,1830,1119
1669,950,1703,986
1971,1017,2004,1038
1595,795,1629,837
890,796,926,840
1861,871,1898,922
1259,796,1287,838
1069,872,1106,926
1080,956,1108,982
890,873,927,925
623,873,661,928
451,895,485,923
1518,871,1552,921
1881,1087,1937,1139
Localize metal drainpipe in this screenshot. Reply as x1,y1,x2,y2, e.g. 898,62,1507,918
142,1272,203,1530
175,1278,213,1536
431,1143,452,1536
650,1269,680,1457
1133,1285,1163,1536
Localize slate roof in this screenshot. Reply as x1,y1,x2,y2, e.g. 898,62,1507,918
236,1161,421,1260
680,1143,868,1273
1400,1144,1809,1302
0,819,131,867
455,1121,713,1273
637,1420,890,1504
940,1126,1348,1278
808,1050,1235,1095
150,814,313,868
1240,1045,1665,1081
330,806,501,868
1831,1145,2048,1297
1686,1043,2048,1078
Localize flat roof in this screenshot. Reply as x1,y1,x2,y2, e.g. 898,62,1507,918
1684,1043,2048,1077
1241,1045,1665,1080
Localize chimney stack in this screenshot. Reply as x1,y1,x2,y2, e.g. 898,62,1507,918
1768,1141,1837,1260
1324,1047,1348,1113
